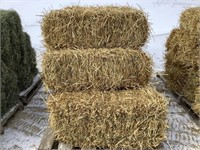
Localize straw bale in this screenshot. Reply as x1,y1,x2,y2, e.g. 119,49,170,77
192,86,200,115
165,26,200,104
42,48,152,92
179,7,200,32
47,86,168,149
41,6,150,50
165,61,200,103
165,28,199,65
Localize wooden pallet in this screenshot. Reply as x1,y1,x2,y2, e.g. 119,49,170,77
20,73,42,105
0,102,23,134
38,128,164,150
156,72,200,118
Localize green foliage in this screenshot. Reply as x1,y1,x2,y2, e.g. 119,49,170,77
0,9,38,116
18,32,38,91
1,62,19,117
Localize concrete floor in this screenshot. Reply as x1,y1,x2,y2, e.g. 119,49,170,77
0,77,200,150
151,77,200,150
0,86,49,150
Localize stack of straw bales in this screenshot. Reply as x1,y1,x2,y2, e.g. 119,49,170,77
1,10,38,117
165,7,200,115
42,6,168,149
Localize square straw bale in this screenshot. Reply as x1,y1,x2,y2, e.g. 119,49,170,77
179,7,200,32
47,86,168,149
42,48,152,92
165,62,200,104
41,6,150,50
165,28,199,66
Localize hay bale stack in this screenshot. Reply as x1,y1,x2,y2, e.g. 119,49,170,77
165,7,200,114
47,86,168,149
42,48,152,92
179,7,200,32
42,6,167,148
1,10,38,116
42,6,150,50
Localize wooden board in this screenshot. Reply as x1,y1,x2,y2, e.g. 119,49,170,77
1,102,23,127
20,73,42,104
38,127,55,150
58,142,73,150
1,74,42,133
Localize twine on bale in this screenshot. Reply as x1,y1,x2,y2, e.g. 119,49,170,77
47,86,168,150
42,48,152,92
41,6,150,50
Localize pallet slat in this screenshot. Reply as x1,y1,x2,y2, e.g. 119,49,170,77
20,74,42,104
81,148,96,150
1,74,42,134
1,103,23,126
38,127,55,150
58,142,73,150
20,74,41,97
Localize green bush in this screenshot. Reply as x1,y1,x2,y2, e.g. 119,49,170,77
1,62,19,117
1,9,38,117
18,32,38,90
1,10,22,69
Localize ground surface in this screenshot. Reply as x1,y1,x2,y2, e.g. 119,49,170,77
0,77,200,150
0,86,49,150
151,77,200,150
